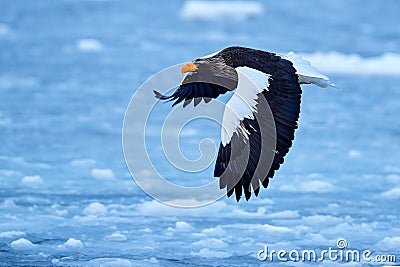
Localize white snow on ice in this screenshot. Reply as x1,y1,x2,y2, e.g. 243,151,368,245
0,75,38,90
20,175,44,187
375,236,400,250
301,52,400,75
192,225,226,238
387,174,400,184
58,238,84,249
279,180,336,193
76,257,160,267
83,202,108,216
190,248,232,258
10,238,35,249
175,221,194,232
0,230,25,238
143,257,159,264
70,158,96,167
80,258,133,267
191,238,228,249
91,168,115,180
105,232,127,241
136,199,277,219
348,149,362,158
379,187,400,199
180,1,263,22
0,199,18,209
76,38,103,52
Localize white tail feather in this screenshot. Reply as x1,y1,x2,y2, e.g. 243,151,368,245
284,52,335,88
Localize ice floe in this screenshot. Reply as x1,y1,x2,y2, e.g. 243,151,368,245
20,175,44,187
91,168,116,180
58,238,84,249
180,1,263,22
10,238,35,249
83,202,107,216
105,232,127,241
70,158,96,167
301,52,400,75
0,230,25,238
379,187,400,199
279,180,336,193
76,38,103,52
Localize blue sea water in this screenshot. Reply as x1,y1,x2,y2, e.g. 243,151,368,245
1,0,400,266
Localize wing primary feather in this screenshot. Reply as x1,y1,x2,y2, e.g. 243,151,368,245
194,97,201,107
183,99,192,107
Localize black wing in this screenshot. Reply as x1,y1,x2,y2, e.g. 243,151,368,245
154,65,238,107
154,81,230,107
214,57,302,201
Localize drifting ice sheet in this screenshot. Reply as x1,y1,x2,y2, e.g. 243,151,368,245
180,1,263,21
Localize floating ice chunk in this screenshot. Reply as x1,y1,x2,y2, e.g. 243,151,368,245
0,75,38,90
191,238,228,249
0,231,25,238
166,221,194,236
265,210,300,219
0,199,17,208
10,238,35,249
193,225,226,238
85,258,133,267
20,175,44,187
302,214,345,227
143,257,159,264
190,248,231,258
387,174,400,184
300,52,400,75
106,232,127,241
279,180,336,193
231,207,266,218
83,202,107,216
0,113,11,126
375,236,400,250
225,223,292,234
140,228,152,233
180,1,263,22
59,238,83,249
0,169,19,177
302,233,329,245
70,158,96,167
136,200,228,217
379,187,400,199
77,38,103,52
175,221,194,232
252,224,292,234
348,150,361,158
91,168,115,180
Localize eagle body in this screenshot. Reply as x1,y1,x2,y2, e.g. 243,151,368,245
154,46,333,201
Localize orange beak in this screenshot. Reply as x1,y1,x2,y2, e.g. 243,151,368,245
181,62,198,74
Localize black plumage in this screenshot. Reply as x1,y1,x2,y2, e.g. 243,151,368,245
156,46,311,201
212,47,302,201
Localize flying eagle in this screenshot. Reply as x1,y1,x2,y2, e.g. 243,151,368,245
154,46,333,201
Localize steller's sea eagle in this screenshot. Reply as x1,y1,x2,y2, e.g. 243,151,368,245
154,46,333,202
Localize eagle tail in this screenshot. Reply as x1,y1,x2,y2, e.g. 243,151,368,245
284,52,336,88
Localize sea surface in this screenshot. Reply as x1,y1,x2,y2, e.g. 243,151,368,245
0,0,400,266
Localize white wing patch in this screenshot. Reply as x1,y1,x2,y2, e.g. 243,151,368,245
221,67,270,146
284,52,335,88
